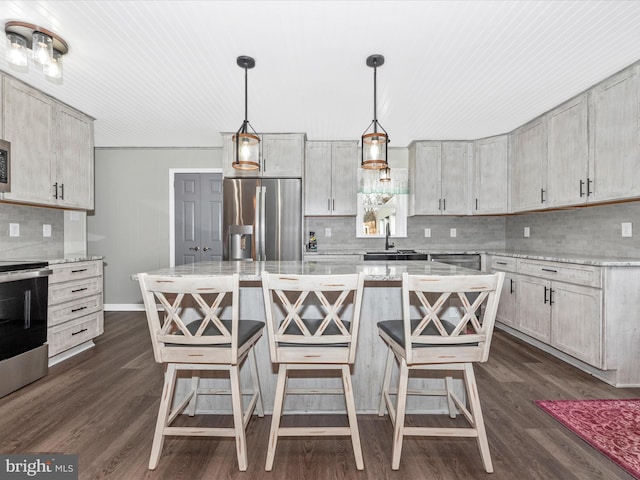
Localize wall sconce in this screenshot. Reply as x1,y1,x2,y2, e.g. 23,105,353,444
232,55,260,171
361,54,389,170
4,21,68,81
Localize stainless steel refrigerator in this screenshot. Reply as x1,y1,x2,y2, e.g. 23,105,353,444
223,178,302,261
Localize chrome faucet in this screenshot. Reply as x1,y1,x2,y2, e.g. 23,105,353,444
385,223,395,250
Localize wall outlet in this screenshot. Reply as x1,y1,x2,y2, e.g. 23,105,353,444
324,228,331,237
450,228,456,238
9,223,19,237
43,224,52,237
424,228,431,238
622,222,633,238
524,226,530,238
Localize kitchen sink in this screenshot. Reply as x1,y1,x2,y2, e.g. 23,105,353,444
363,250,428,261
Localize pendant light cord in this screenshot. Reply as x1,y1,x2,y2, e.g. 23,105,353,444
373,60,378,133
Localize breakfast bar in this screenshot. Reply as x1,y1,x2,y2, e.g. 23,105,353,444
134,259,482,413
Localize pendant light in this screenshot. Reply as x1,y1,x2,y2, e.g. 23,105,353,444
232,55,260,171
379,166,391,182
361,54,389,170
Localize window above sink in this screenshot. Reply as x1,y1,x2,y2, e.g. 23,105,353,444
356,168,408,238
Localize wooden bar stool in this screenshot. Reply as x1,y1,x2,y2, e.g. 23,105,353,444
138,273,264,471
261,272,366,471
377,272,504,471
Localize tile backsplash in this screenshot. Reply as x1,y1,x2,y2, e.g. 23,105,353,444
0,203,64,259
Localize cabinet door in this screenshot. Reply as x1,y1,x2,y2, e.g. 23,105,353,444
411,142,441,215
510,119,547,212
547,95,589,208
474,135,508,214
330,142,357,216
551,282,603,368
262,133,304,177
441,142,471,215
3,77,54,205
495,271,517,327
516,275,551,342
589,67,640,202
55,105,94,209
304,142,332,215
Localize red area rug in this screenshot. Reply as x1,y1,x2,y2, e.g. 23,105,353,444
535,399,640,479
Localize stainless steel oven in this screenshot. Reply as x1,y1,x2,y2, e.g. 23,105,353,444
0,261,51,398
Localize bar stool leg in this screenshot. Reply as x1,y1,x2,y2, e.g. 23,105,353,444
149,363,177,470
341,364,364,470
445,376,457,418
464,363,493,473
266,364,288,471
391,359,409,470
250,347,265,417
230,364,248,471
379,347,394,416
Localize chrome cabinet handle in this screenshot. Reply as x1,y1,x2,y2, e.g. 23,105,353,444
580,179,585,197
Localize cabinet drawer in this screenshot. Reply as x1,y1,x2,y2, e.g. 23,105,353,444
49,276,103,305
47,311,103,357
517,259,602,288
48,294,103,327
49,260,103,284
491,256,517,272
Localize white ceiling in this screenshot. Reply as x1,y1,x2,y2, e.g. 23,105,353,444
2,0,640,148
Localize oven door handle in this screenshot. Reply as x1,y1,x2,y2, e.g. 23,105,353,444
0,268,52,284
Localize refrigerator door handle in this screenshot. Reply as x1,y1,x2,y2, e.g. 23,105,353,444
255,185,262,261
260,186,267,260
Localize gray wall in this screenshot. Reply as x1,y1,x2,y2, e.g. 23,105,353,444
0,203,64,259
505,201,640,256
87,148,222,306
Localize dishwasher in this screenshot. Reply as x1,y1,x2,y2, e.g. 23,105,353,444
430,253,481,271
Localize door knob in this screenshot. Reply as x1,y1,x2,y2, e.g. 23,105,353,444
203,247,211,252
189,246,201,251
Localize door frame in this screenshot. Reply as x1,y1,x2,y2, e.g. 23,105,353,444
169,168,223,267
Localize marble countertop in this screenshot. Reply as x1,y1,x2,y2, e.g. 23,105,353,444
133,260,482,282
48,256,104,265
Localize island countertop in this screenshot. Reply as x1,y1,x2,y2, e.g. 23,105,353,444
133,259,480,281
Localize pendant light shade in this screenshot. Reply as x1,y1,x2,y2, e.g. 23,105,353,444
232,55,260,171
361,54,389,170
379,166,391,182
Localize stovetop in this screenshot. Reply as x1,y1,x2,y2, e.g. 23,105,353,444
0,260,48,273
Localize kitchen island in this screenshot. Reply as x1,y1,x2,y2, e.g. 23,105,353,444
133,259,483,413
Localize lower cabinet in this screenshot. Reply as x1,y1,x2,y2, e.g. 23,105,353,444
492,255,603,369
47,259,104,359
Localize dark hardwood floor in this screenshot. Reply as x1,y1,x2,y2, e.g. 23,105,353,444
0,311,638,479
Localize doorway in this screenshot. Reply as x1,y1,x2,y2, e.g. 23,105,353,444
170,169,223,266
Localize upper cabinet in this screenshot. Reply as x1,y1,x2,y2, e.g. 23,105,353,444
473,135,508,214
222,133,305,178
1,75,95,210
305,141,357,216
546,94,589,208
409,141,472,215
589,66,640,203
509,118,547,212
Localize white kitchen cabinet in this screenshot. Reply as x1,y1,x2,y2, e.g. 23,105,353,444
409,141,471,215
473,135,508,214
222,133,305,178
47,259,104,362
490,255,517,328
305,141,357,216
510,118,548,212
546,94,589,208
516,275,551,343
550,282,602,367
54,104,95,209
1,75,95,209
589,66,640,203
2,76,55,205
